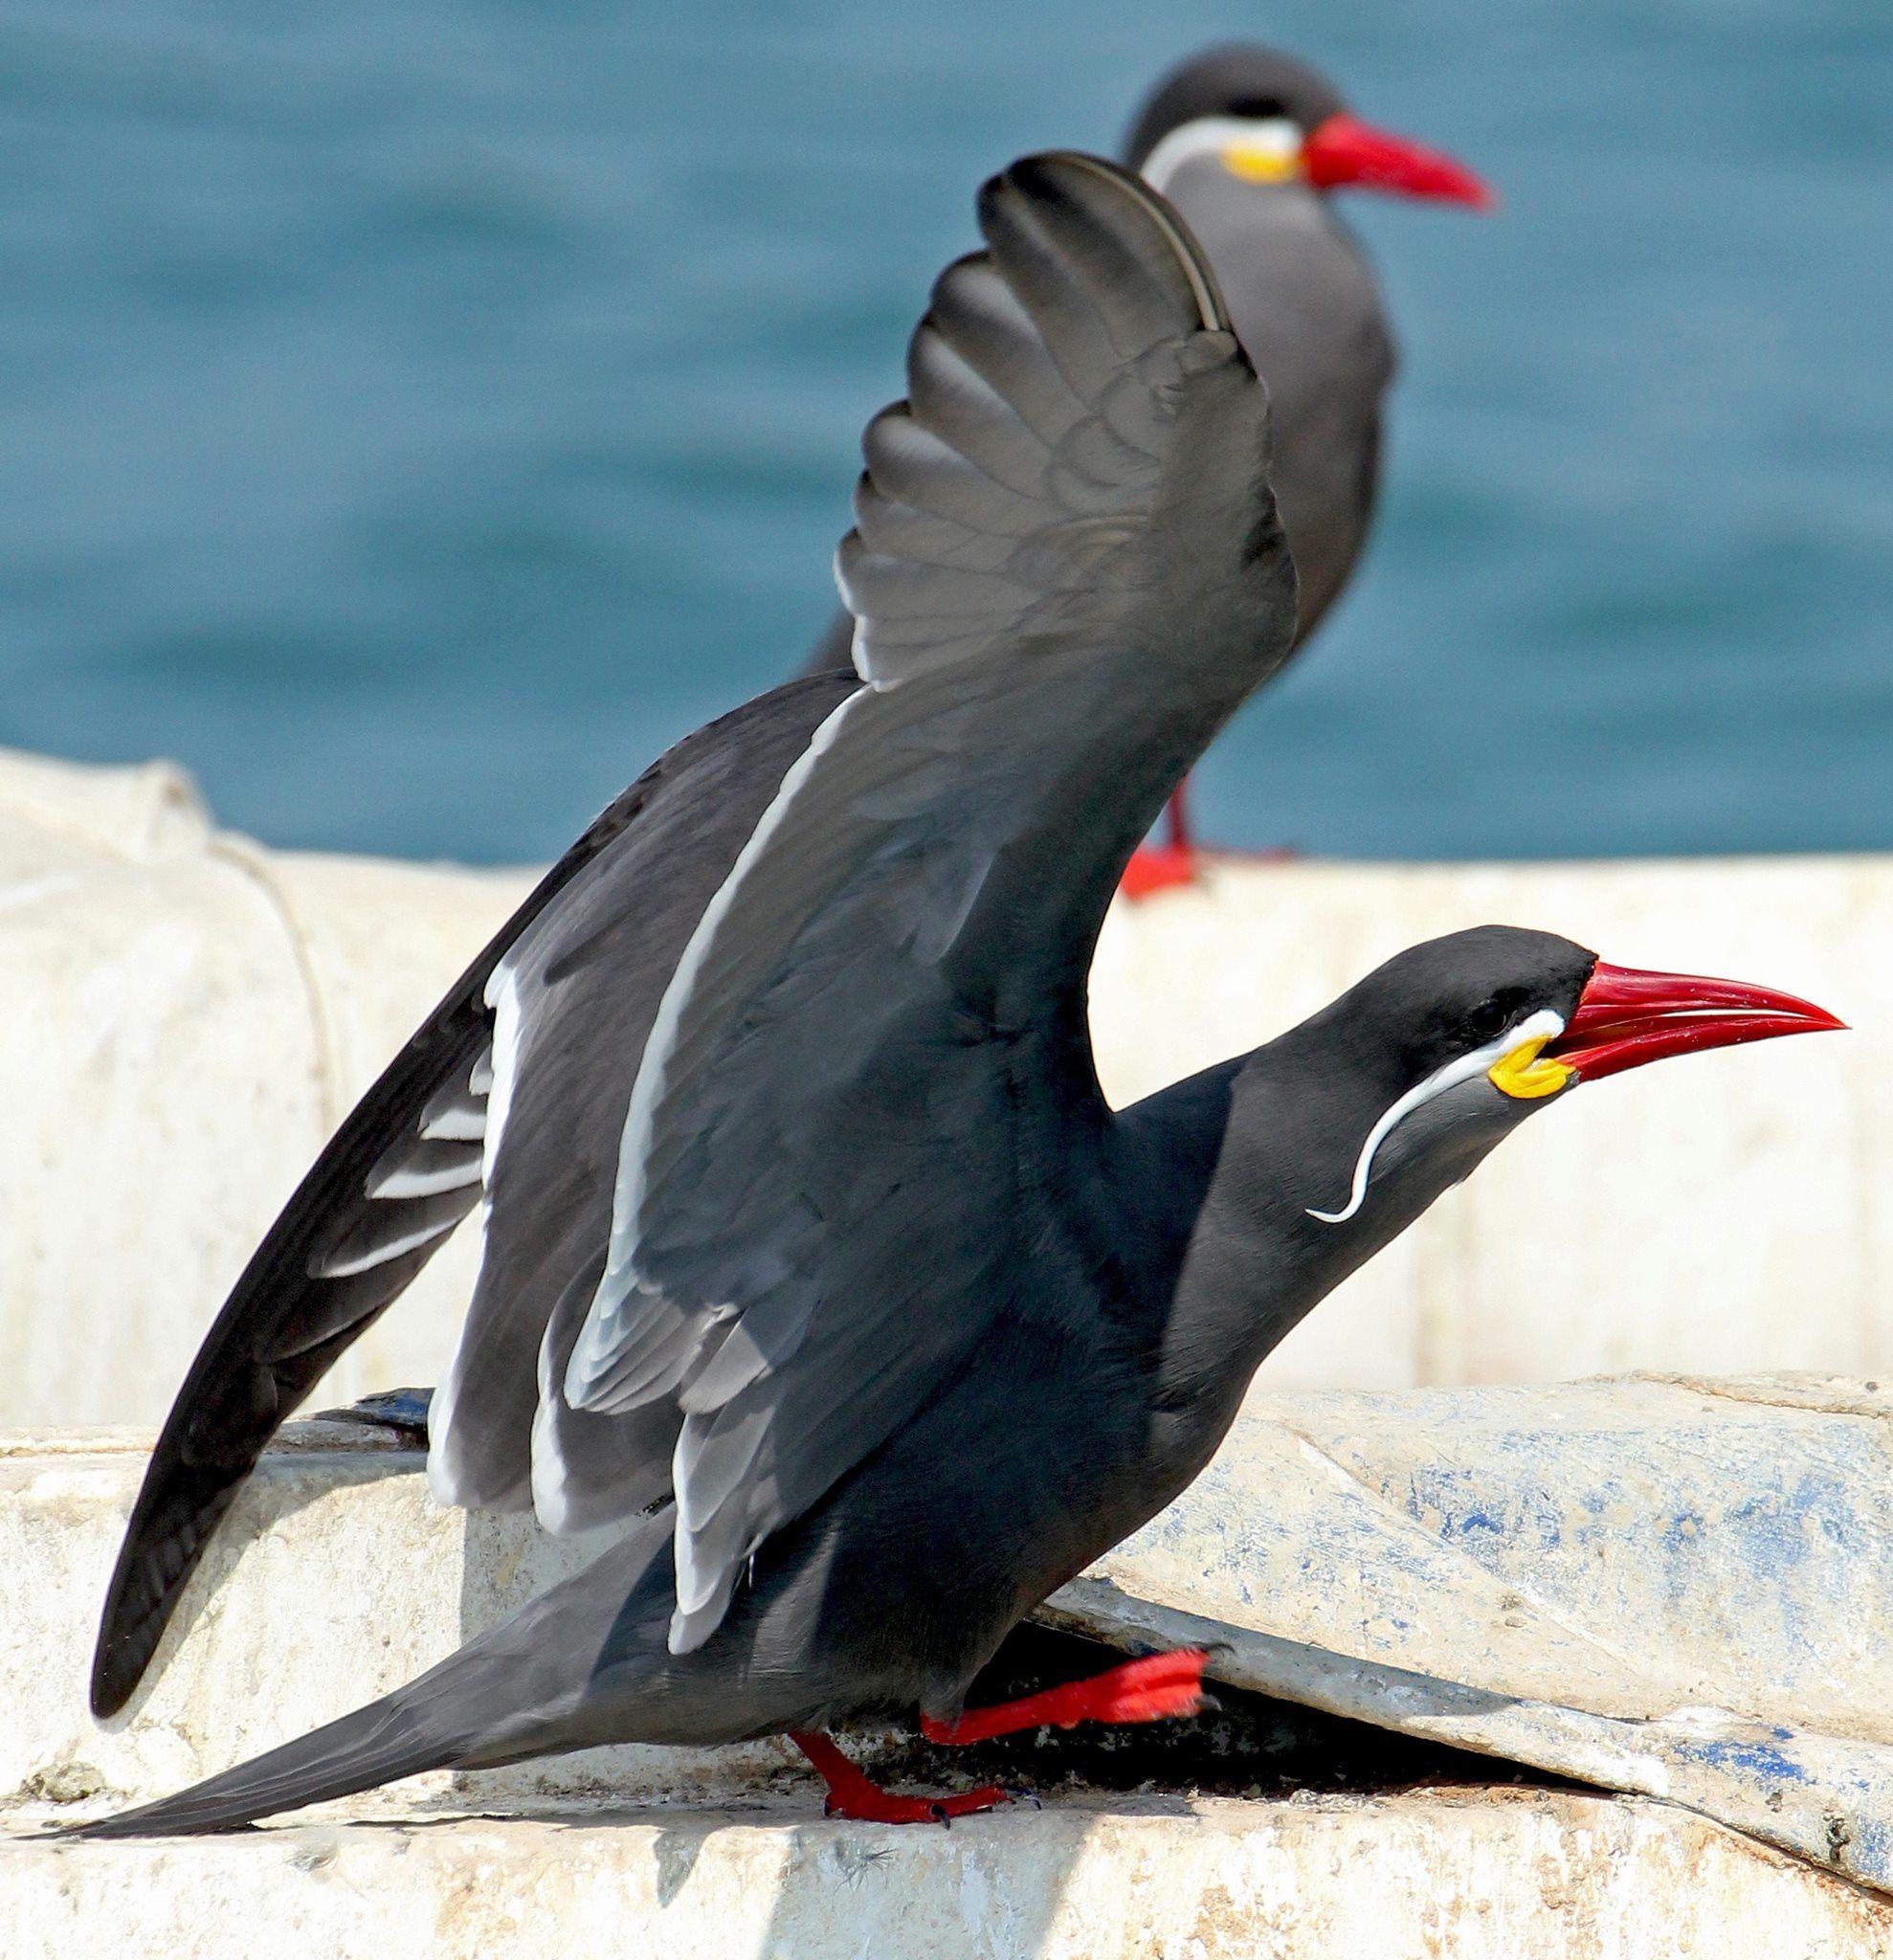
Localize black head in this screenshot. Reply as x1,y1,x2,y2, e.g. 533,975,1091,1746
1149,924,1837,1390
1323,925,1596,1094
1125,45,1348,167
1125,43,1493,212
1279,924,1838,1235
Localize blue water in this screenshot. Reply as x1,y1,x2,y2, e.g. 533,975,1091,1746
1,2,1888,863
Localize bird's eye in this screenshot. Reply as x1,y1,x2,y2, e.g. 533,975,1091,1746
1228,95,1288,122
1464,996,1514,1045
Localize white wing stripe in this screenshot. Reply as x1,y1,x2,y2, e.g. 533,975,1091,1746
428,980,523,1501
420,1103,486,1143
311,1213,460,1280
427,1198,489,1505
480,965,526,1189
366,1156,484,1201
567,687,868,1410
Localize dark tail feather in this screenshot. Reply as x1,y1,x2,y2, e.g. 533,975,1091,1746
66,1508,686,1840
60,1691,460,1840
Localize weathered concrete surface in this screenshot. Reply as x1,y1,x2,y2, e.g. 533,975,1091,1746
1062,1372,1893,1892
1100,1373,1893,1743
0,1424,786,1815
11,1793,1892,1960
13,1376,1893,1893
0,746,1880,1425
0,749,525,1425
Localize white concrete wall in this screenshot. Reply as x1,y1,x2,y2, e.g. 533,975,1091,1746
0,752,526,1424
15,1792,1890,1960
0,746,1882,1424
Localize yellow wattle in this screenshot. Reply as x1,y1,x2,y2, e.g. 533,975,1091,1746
1487,1036,1573,1102
1221,145,1302,185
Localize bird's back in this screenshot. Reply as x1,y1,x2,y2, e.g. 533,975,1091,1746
1160,165,1394,640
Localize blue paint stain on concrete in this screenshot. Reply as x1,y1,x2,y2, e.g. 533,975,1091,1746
1684,1736,1811,1786
1439,1506,1508,1540
1849,1814,1891,1882
1400,1463,1569,1551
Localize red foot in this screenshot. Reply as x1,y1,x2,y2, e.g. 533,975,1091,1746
1122,782,1201,900
921,1647,1210,1746
791,1731,1010,1826
1121,843,1198,900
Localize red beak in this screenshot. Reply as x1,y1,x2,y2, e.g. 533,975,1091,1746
1302,114,1495,210
1547,961,1846,1083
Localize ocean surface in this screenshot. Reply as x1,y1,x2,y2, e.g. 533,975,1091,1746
2,1,1888,864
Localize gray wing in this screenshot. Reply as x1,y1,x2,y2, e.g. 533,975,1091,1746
90,670,851,1717
420,673,857,1523
560,153,1298,1650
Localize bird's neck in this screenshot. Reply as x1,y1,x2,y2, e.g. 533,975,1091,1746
1106,1034,1478,1424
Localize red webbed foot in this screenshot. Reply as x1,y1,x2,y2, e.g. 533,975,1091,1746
791,1730,1010,1827
1121,842,1198,900
921,1646,1211,1746
1122,783,1201,900
824,1783,1012,1826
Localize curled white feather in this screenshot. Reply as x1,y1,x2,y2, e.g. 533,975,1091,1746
1307,1009,1566,1225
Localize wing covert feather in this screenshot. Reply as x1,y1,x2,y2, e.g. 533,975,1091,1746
426,673,854,1522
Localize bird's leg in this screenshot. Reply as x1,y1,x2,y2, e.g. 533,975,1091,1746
790,1731,1010,1826
1165,781,1194,856
921,1646,1210,1745
1121,784,1198,900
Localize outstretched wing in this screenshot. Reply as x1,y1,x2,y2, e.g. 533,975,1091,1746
90,673,855,1717
560,153,1298,1650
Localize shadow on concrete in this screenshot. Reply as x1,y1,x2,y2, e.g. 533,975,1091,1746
97,1433,424,1735
765,1623,1567,1960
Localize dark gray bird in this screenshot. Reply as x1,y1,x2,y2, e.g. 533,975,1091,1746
811,45,1493,898
78,153,1835,1838
1128,44,1488,660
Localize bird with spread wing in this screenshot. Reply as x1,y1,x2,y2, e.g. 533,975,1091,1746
77,152,1837,1836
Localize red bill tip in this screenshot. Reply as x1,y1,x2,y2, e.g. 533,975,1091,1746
1302,114,1496,210
1548,959,1846,1083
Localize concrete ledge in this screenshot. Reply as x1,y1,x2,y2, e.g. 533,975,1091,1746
12,1793,1893,1959
0,1423,784,1814
17,1387,1893,1949
17,1375,1893,1892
